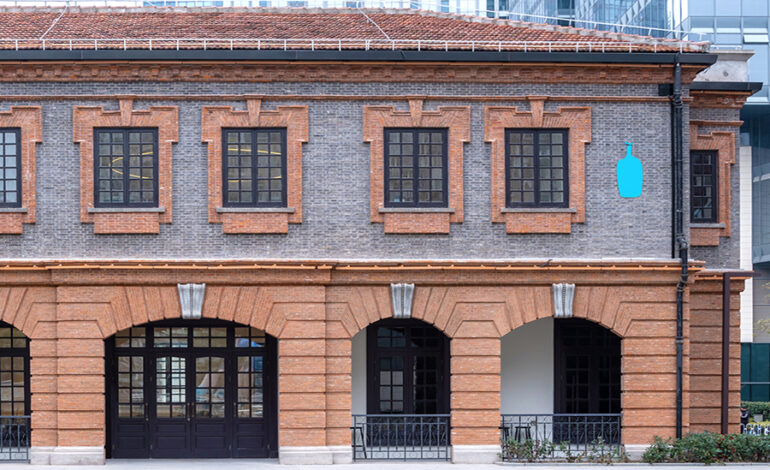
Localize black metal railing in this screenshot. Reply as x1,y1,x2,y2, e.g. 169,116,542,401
0,416,29,462
351,414,450,460
500,414,621,461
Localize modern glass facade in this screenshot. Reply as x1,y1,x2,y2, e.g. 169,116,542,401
676,0,770,401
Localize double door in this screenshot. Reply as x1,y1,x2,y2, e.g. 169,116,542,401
106,323,276,459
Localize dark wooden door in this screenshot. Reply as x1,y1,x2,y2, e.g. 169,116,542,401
106,321,277,459
151,355,190,457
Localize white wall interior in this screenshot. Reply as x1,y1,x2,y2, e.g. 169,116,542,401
351,329,367,415
500,317,554,415
740,145,754,343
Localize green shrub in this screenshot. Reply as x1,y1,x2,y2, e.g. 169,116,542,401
505,438,553,462
642,432,770,463
743,401,770,419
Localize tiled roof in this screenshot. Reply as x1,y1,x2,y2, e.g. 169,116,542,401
0,7,706,53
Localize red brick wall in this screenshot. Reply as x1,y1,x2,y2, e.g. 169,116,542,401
0,262,745,453
689,275,743,434
0,106,41,234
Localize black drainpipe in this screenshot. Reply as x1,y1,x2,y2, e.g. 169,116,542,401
671,55,687,440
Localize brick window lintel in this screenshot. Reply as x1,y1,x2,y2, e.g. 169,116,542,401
485,97,591,234
0,106,41,235
202,98,308,234
364,99,470,234
73,98,178,234
689,121,737,246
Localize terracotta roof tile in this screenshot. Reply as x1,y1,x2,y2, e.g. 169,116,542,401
0,7,706,53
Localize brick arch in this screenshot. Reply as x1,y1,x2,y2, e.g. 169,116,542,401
327,285,455,338
0,286,55,339
55,284,325,453
63,285,290,340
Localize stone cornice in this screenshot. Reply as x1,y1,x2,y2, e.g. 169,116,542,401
0,61,703,84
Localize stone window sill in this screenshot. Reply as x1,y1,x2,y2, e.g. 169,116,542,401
216,207,295,214
88,207,166,214
690,222,726,229
0,208,28,213
501,207,577,214
379,207,456,214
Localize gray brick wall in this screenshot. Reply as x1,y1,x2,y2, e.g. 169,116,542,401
0,80,735,267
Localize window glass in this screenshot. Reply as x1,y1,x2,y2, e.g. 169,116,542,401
506,129,568,207
223,129,286,207
0,324,28,417
691,150,718,223
95,129,157,207
0,130,20,207
385,129,447,207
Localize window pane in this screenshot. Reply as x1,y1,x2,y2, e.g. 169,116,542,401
0,130,20,207
691,151,718,223
224,129,285,207
94,129,156,207
385,129,446,207
506,129,568,207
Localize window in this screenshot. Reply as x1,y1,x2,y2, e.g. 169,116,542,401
223,129,287,207
384,129,448,208
691,150,718,223
367,319,449,415
0,323,29,417
506,129,568,207
94,129,158,207
0,129,20,207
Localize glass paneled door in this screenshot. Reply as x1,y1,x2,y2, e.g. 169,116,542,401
106,321,277,459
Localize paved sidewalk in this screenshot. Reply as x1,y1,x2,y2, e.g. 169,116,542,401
3,461,770,469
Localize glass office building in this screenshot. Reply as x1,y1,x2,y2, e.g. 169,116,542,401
674,0,770,401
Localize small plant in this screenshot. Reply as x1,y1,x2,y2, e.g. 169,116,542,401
642,432,770,463
505,437,626,463
505,438,553,462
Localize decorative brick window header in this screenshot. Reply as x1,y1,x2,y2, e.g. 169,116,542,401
485,97,591,234
363,100,470,234
689,121,737,246
202,99,307,234
0,107,41,235
73,99,178,234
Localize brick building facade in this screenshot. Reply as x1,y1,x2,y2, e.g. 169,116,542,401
0,6,755,465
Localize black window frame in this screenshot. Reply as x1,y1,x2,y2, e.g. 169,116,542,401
554,318,621,415
0,128,22,208
384,128,449,209
505,128,569,209
366,318,450,415
222,127,288,208
0,321,30,417
690,149,719,223
94,128,159,208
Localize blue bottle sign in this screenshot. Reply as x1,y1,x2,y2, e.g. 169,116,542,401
616,142,642,198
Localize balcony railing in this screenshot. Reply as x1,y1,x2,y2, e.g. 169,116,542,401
351,414,450,460
0,416,30,462
500,413,621,461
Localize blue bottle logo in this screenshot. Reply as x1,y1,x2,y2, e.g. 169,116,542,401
616,142,642,198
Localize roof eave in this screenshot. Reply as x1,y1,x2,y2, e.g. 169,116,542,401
0,49,717,65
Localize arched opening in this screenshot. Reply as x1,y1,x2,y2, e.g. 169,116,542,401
0,322,30,461
351,318,450,460
501,318,621,455
105,320,277,459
